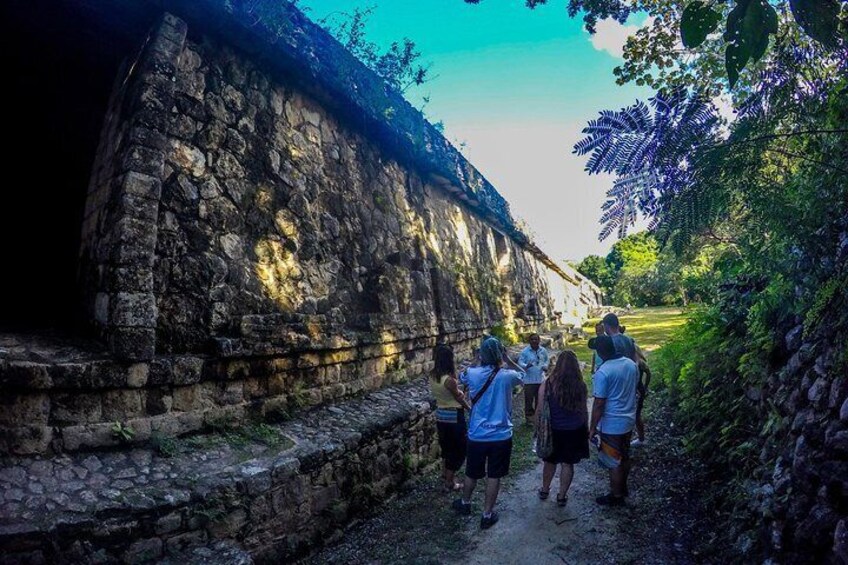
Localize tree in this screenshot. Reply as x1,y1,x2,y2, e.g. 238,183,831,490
318,6,431,93
465,0,847,92
575,254,615,297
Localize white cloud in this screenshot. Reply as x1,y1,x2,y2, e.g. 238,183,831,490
589,18,643,59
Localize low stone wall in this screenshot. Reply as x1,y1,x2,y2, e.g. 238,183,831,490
0,330,483,455
0,379,438,564
759,324,848,562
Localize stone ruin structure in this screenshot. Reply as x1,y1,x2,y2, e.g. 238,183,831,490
0,1,600,562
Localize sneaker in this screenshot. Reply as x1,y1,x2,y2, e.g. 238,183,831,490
630,438,643,447
452,498,471,515
480,512,499,529
595,493,626,507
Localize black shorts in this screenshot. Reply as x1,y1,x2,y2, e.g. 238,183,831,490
436,410,467,472
465,438,513,480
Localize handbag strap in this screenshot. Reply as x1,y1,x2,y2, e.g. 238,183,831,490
471,367,501,407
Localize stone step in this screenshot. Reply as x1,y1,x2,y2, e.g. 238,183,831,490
0,378,436,563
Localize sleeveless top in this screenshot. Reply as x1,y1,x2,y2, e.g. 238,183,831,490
430,374,461,409
430,374,462,424
547,386,587,431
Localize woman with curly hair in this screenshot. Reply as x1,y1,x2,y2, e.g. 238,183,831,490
536,350,590,507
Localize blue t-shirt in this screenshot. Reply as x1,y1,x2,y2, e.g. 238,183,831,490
518,346,549,385
461,365,524,442
592,357,638,434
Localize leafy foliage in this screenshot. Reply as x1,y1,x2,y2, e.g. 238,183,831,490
577,232,714,306
681,0,723,48
723,0,779,87
318,5,431,93
465,0,847,92
574,89,721,240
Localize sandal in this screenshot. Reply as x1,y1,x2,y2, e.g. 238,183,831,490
556,494,569,507
538,488,550,500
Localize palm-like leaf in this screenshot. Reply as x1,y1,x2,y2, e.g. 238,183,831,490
574,88,721,240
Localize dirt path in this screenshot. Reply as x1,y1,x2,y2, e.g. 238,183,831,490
306,313,707,564
452,433,673,564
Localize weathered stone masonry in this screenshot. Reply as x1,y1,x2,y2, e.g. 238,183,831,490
0,1,599,561
1,2,597,457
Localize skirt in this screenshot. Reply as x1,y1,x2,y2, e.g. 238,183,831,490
543,424,590,465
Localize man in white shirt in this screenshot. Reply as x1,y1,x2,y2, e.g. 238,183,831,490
589,335,638,506
517,334,550,425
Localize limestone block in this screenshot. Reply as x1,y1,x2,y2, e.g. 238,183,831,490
51,393,101,425
213,150,244,179
155,512,183,535
165,530,207,555
123,145,165,177
1,361,53,389
123,538,163,564
111,293,157,328
173,356,204,385
0,394,50,426
168,140,206,177
102,389,145,421
0,425,52,455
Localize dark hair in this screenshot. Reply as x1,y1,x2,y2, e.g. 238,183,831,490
595,335,618,361
431,344,455,380
602,313,620,329
548,350,587,412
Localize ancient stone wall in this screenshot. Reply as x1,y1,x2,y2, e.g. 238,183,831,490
154,34,558,356
0,11,592,456
759,321,848,561
0,380,438,564
78,14,188,362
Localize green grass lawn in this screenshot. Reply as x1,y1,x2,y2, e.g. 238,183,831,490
507,306,686,477
568,306,686,372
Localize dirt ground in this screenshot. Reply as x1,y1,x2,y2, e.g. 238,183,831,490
304,388,707,565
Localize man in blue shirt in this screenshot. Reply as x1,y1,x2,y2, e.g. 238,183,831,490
453,337,524,529
517,333,550,424
589,335,638,506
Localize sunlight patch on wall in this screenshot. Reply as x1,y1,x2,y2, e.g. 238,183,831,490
255,238,304,310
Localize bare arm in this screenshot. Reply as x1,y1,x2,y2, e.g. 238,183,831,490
535,381,547,428
589,397,606,438
444,374,472,411
502,349,523,374
641,362,653,395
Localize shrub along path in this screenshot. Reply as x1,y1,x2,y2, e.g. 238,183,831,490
305,308,712,564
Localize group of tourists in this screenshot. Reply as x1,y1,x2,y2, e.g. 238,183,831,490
428,313,651,529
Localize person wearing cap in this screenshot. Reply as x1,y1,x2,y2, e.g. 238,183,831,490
588,335,638,506
453,337,525,529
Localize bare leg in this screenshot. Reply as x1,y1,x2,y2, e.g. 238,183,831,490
541,462,556,492
445,466,455,488
610,467,627,497
635,415,645,441
463,476,477,502
558,463,574,496
483,478,501,514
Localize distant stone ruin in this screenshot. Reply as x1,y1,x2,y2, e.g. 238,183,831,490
0,1,600,561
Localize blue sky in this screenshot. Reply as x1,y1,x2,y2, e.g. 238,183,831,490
301,0,652,261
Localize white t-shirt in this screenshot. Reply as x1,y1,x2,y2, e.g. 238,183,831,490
592,357,638,434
